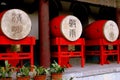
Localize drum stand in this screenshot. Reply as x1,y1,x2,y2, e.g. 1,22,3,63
85,38,120,65
0,36,35,67
51,37,85,68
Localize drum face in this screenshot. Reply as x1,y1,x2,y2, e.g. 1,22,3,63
1,9,31,40
104,20,119,42
61,15,82,41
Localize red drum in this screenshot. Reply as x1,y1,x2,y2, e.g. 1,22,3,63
0,9,31,40
84,20,119,42
50,15,83,41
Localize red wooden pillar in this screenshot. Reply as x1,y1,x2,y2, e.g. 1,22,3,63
39,0,50,67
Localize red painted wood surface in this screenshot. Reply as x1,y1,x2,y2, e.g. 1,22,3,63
51,37,85,68
85,39,120,65
84,20,107,40
0,36,35,66
50,15,66,37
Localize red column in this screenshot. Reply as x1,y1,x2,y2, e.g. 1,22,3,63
39,0,50,67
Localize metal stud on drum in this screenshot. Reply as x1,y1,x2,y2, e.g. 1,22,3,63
1,9,32,40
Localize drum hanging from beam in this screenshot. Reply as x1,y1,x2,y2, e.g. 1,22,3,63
50,15,83,41
0,9,32,40
83,20,119,42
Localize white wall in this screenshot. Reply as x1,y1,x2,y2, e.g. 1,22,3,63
28,11,39,39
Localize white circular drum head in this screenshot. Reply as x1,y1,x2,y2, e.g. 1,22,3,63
61,15,82,41
104,20,119,42
1,9,32,40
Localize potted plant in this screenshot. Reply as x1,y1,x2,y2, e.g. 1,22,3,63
50,61,65,80
0,60,13,80
17,65,30,80
34,66,49,80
